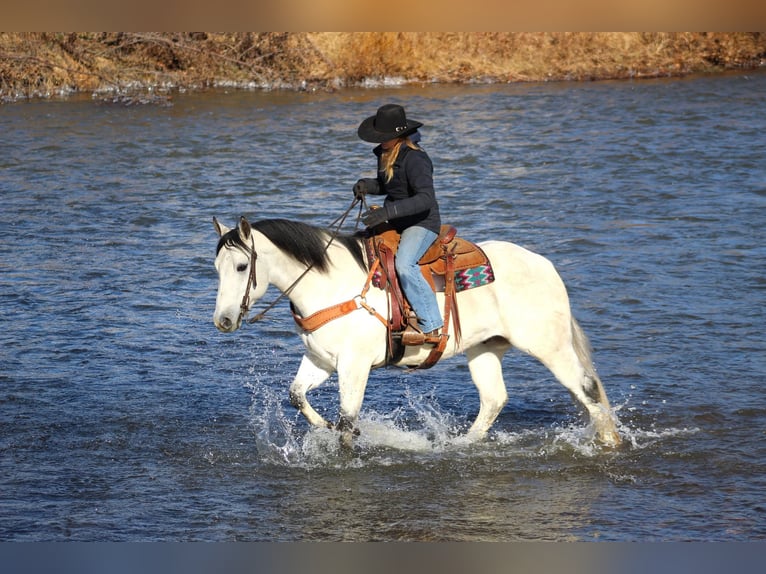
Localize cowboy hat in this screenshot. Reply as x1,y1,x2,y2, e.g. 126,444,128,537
357,104,423,143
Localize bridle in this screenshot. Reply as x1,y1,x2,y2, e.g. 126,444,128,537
236,238,259,327
233,196,366,327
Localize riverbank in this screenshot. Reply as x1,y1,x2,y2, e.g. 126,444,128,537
2,32,765,103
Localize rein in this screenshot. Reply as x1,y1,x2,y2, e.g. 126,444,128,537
239,197,366,325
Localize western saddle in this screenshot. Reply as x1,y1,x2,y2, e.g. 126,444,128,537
364,223,494,369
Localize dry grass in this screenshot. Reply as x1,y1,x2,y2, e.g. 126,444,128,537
313,32,766,82
1,32,765,101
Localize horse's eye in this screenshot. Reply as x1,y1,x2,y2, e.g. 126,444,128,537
236,263,248,273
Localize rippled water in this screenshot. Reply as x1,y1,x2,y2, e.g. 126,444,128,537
1,72,765,541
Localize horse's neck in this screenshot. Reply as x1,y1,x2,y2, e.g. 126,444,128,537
265,243,366,315
263,248,312,295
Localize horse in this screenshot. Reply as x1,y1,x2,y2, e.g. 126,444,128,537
212,216,621,448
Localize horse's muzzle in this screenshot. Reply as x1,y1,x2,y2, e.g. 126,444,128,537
214,315,238,333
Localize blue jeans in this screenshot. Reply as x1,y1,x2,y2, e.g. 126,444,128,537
395,226,443,333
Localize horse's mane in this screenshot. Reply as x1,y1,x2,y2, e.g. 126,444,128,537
217,219,366,273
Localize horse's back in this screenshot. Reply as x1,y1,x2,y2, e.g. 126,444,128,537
474,239,572,323
478,240,563,286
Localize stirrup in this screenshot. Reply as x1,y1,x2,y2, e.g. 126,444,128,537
401,325,444,346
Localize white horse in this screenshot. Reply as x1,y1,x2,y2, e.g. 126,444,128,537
213,216,621,448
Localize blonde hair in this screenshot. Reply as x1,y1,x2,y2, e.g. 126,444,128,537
380,137,421,183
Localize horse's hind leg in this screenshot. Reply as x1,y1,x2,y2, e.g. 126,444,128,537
464,338,511,441
289,355,334,430
541,321,620,446
548,360,620,446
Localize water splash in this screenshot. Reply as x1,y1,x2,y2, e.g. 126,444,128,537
243,375,696,469
245,379,461,467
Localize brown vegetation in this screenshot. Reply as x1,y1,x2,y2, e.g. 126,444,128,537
1,32,765,102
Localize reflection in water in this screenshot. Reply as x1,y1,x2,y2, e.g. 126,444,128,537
263,436,605,541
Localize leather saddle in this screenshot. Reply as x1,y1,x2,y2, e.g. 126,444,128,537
364,224,494,368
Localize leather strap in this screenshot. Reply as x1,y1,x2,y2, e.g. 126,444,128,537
419,244,460,369
290,260,388,333
378,242,405,332
291,299,362,332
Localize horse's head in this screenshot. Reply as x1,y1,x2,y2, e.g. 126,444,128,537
212,216,268,332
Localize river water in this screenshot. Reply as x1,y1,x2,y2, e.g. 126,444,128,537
1,72,764,541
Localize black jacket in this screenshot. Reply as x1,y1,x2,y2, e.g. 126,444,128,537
365,143,441,234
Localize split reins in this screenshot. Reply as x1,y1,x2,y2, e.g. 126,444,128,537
237,196,368,326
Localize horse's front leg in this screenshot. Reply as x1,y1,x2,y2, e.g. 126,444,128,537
289,354,334,430
335,354,372,449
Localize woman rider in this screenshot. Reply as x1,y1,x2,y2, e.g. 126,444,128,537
352,103,443,345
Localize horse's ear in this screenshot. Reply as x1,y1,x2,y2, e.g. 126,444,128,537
213,217,230,237
238,216,252,242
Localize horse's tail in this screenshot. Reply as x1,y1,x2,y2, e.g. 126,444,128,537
570,317,611,408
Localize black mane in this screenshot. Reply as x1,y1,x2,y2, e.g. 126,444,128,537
217,218,366,273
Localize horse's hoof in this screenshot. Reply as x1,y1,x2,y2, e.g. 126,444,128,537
599,430,622,448
339,431,355,451
450,431,486,447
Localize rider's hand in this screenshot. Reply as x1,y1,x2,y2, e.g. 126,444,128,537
353,179,369,199
361,207,389,227
353,178,380,199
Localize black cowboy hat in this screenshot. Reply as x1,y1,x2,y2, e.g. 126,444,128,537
357,104,423,143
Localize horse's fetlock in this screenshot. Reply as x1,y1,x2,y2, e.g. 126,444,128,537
288,391,303,410
335,416,359,435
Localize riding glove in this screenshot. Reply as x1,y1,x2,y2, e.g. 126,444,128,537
353,180,367,199
361,207,389,227
353,178,380,199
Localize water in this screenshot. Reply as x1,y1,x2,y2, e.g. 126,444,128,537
1,72,765,541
